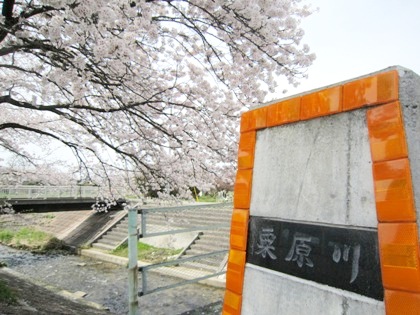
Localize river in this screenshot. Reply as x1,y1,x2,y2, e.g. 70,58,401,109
0,245,224,314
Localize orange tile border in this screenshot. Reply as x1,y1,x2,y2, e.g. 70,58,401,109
237,131,256,170
367,101,408,162
225,249,247,295
233,169,253,209
301,85,342,120
230,209,250,251
385,290,420,315
240,107,267,132
223,289,242,315
343,75,377,110
240,111,252,133
376,71,399,104
378,223,420,292
372,158,416,222
267,98,301,127
343,71,398,110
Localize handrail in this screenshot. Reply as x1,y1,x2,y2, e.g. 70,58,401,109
139,249,229,271
174,232,204,260
0,185,100,200
138,250,228,296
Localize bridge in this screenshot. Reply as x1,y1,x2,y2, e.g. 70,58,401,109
0,185,125,212
0,185,101,199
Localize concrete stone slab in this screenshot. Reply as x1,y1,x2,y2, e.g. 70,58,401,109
399,68,420,236
250,109,376,228
242,264,384,315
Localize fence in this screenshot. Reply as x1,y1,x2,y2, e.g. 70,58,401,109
133,202,232,297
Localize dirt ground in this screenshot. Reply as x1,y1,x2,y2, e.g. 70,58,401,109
0,266,223,315
0,267,112,315
0,213,113,314
0,212,56,232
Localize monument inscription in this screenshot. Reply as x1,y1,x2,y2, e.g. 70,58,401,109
247,216,383,300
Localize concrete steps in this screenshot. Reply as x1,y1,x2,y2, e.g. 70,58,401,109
91,242,116,251
181,261,218,273
92,216,129,250
145,208,231,229
177,227,230,273
91,203,232,274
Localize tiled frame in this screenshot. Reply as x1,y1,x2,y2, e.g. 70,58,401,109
222,70,420,314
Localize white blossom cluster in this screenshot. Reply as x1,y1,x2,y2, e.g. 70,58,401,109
0,201,14,214
0,0,315,199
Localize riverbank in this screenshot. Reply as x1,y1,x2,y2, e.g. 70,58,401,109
0,267,111,315
0,244,224,314
0,209,225,314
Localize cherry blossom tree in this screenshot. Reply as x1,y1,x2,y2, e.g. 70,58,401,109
0,0,315,198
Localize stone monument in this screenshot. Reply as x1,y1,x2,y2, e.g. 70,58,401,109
223,66,420,314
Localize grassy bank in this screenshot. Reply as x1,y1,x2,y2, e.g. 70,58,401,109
111,242,182,263
0,227,66,306
0,227,64,251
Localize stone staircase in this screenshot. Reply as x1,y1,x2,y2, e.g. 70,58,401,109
91,214,129,251
179,228,230,273
91,203,232,273
169,205,232,273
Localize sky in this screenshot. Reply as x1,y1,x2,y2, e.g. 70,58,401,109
276,0,420,99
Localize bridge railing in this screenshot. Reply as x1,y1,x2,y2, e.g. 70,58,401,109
0,185,101,200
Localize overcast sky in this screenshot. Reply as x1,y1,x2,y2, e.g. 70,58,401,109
276,0,420,99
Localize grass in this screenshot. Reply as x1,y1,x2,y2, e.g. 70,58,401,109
0,230,14,244
0,227,62,250
197,194,217,202
0,280,17,305
111,242,182,263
